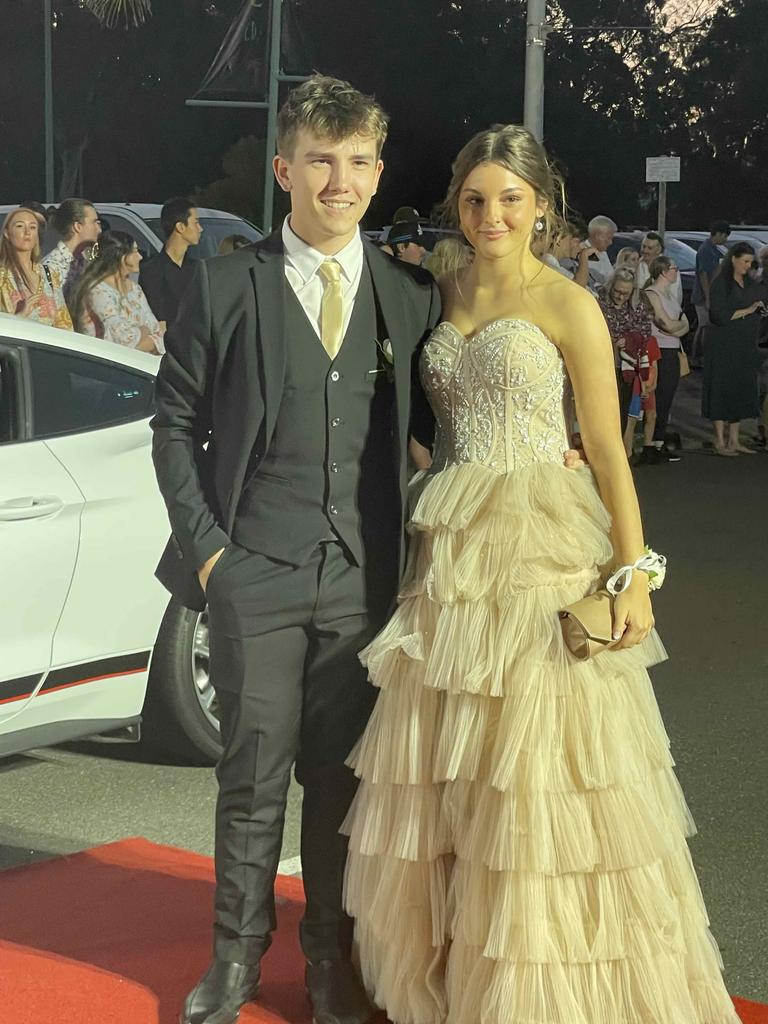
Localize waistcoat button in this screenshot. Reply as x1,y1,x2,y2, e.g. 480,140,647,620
330,370,340,382
329,504,338,515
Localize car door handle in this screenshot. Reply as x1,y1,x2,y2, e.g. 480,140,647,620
0,496,65,521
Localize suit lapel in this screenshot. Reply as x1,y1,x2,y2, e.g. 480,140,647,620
249,231,286,450
364,241,413,448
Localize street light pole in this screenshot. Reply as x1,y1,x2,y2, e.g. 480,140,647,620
261,0,283,235
524,0,547,142
185,0,308,233
44,0,55,201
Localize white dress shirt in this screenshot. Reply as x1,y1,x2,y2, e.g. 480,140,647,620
542,252,572,279
281,217,364,340
586,248,614,287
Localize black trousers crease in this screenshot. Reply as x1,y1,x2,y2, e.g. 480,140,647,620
205,538,394,965
652,347,682,443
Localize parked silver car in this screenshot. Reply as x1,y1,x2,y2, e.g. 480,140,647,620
0,202,263,259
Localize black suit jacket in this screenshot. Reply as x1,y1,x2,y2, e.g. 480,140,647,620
151,231,441,612
139,249,198,324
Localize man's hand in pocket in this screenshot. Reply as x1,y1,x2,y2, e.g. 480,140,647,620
198,547,226,594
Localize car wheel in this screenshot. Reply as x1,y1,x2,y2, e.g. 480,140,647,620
144,598,222,765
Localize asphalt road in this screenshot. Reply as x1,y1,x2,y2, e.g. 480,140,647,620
1,372,766,1000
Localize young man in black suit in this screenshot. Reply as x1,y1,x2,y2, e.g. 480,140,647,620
151,76,439,1024
139,197,202,327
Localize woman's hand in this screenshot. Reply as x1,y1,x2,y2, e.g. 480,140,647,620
409,437,432,470
17,293,45,318
612,574,654,649
563,448,586,469
136,326,159,352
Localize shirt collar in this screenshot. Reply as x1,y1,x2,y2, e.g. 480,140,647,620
282,216,363,285
161,248,189,269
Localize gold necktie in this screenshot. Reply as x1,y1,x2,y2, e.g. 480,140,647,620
317,259,344,359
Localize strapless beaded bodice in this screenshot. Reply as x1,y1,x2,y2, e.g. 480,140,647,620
421,319,571,474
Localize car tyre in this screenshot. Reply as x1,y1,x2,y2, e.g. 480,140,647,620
144,598,222,766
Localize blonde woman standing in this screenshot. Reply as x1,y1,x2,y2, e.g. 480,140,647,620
344,125,738,1024
0,207,72,330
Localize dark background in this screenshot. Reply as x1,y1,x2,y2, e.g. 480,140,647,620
1,0,765,231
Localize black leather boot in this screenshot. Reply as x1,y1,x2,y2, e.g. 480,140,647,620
305,959,380,1024
180,959,261,1024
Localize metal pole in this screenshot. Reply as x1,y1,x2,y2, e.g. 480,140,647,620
44,0,54,201
186,99,269,108
524,0,546,141
262,0,283,235
657,181,667,237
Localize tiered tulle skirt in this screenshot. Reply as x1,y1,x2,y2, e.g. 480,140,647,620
343,460,739,1024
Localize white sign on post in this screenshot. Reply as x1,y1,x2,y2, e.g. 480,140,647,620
646,156,681,183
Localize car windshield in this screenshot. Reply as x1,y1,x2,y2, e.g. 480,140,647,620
143,217,263,258
662,238,696,272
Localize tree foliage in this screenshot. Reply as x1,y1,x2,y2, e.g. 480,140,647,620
82,0,152,28
0,0,763,228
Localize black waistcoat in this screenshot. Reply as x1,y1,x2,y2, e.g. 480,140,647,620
232,263,400,567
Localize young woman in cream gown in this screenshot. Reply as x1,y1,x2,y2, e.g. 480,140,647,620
343,126,739,1024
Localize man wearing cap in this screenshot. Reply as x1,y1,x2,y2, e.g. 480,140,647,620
384,205,428,266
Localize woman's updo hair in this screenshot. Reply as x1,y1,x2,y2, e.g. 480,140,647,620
439,124,567,246
49,199,96,241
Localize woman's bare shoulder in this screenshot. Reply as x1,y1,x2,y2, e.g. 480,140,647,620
536,274,603,346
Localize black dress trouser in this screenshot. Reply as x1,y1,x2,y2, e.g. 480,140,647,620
652,347,681,444
205,538,396,965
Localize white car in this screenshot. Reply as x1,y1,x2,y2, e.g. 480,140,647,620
665,230,766,253
0,202,263,260
0,314,221,763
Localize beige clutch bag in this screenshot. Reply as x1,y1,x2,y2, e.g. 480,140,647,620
558,589,618,660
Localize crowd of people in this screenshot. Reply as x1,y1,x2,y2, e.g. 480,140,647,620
2,191,766,459
0,196,214,357
379,208,768,461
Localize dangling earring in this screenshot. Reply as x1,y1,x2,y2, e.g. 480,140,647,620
535,219,545,232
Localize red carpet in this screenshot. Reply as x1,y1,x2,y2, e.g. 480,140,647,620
0,837,763,1024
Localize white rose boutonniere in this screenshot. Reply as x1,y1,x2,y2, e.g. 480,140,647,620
375,338,395,383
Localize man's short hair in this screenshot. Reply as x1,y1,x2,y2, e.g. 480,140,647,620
161,197,196,239
643,231,664,249
588,215,618,235
277,75,389,160
710,219,731,237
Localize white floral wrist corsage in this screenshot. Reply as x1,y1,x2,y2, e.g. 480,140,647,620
606,546,667,596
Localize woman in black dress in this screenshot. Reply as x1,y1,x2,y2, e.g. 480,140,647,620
702,242,767,454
